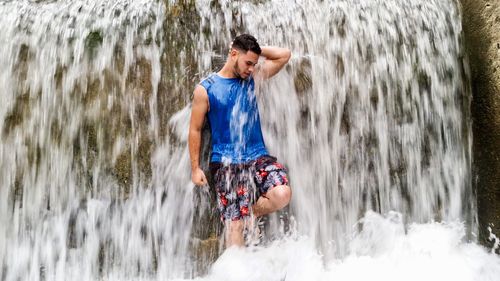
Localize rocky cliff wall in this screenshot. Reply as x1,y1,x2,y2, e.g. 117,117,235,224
461,0,500,250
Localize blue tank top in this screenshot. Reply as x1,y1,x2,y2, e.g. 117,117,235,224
200,73,268,163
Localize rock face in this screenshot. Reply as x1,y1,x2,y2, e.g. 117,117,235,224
460,0,500,250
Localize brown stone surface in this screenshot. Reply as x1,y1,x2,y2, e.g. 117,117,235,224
191,235,220,275
460,0,500,250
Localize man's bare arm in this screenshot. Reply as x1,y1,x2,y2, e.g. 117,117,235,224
188,85,209,186
254,46,292,80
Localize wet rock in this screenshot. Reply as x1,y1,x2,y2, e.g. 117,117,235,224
159,0,201,136
137,136,153,180
114,149,132,194
293,57,312,95
82,78,100,107
128,57,153,99
461,0,500,251
191,235,220,275
85,30,103,57
2,93,30,136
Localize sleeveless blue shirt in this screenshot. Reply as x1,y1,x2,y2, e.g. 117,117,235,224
200,73,268,163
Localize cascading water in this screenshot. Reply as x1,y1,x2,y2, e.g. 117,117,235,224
195,0,478,257
0,0,196,279
0,0,499,281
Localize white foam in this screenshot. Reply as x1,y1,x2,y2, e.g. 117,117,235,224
181,212,500,281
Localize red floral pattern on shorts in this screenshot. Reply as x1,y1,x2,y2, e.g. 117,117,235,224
210,155,289,221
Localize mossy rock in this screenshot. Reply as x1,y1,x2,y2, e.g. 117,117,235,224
85,31,103,53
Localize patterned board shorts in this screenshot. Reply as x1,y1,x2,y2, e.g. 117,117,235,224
209,155,289,221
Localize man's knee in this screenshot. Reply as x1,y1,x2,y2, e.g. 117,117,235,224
281,185,292,204
272,185,292,207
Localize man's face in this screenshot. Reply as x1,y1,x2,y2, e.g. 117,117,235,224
231,49,259,79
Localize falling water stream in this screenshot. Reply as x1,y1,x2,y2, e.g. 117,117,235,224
0,0,499,280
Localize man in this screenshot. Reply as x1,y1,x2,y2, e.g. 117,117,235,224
188,34,292,247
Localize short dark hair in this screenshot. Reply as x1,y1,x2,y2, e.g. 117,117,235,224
232,34,261,55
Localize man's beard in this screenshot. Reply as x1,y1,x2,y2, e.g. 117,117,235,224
233,61,242,79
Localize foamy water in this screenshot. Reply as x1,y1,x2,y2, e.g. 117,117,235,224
182,213,500,281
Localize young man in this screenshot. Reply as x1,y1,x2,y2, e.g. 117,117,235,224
188,34,292,247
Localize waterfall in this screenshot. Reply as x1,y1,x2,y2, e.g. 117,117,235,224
0,0,196,279
0,0,498,280
197,0,475,255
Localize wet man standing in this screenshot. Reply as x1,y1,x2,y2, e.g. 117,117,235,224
189,34,292,247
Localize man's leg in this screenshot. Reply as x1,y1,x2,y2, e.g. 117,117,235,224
224,185,291,247
252,184,292,217
252,156,292,218
225,219,245,247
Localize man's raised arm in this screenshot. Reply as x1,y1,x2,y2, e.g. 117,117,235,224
255,46,292,80
188,85,209,186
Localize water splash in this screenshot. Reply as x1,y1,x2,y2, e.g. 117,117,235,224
188,213,500,281
488,225,500,254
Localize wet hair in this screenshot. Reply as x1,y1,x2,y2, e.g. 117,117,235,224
231,34,262,55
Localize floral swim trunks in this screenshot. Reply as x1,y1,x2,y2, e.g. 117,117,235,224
209,155,289,221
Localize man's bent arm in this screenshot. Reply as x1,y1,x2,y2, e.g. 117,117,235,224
255,46,292,80
188,85,209,185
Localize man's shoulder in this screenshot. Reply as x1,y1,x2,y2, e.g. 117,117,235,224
199,73,218,89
